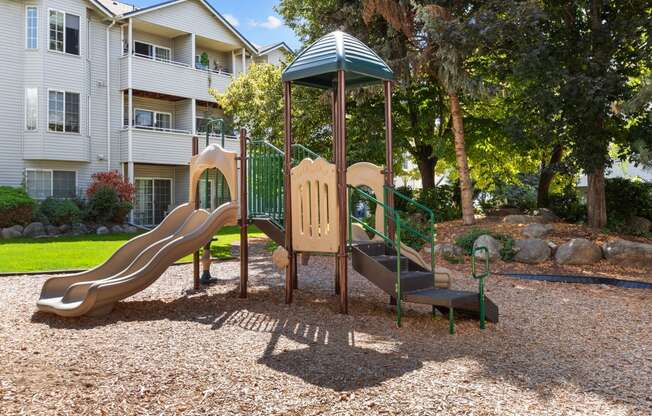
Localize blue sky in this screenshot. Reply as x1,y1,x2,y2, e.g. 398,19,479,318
129,0,301,50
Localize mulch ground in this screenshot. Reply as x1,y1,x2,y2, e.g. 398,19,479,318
433,216,652,282
1,242,650,415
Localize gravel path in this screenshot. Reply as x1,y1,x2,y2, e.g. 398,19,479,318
1,244,650,415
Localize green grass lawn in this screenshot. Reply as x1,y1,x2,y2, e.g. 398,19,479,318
0,225,263,273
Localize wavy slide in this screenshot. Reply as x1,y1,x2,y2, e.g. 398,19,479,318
37,201,238,317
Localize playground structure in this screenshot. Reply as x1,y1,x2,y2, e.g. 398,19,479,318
37,31,497,333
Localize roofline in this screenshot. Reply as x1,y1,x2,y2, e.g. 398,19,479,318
118,0,258,53
257,42,293,55
87,0,116,18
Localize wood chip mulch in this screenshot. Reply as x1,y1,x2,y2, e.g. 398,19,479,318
1,242,650,415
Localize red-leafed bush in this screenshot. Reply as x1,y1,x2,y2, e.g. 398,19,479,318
86,171,135,203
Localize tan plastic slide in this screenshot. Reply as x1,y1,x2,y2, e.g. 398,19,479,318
37,201,238,317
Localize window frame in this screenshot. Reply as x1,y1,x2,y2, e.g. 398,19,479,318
133,40,171,63
24,168,77,200
134,177,173,226
47,88,81,134
25,87,38,131
25,5,38,49
47,8,80,56
134,108,173,131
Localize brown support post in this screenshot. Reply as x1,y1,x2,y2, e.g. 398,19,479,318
192,135,200,290
336,70,348,314
283,81,294,304
384,81,395,240
331,87,340,295
239,128,248,298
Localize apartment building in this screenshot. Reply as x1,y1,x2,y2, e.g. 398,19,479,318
0,0,290,225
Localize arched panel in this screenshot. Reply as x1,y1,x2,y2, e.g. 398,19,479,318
346,162,385,234
189,144,238,205
291,158,339,253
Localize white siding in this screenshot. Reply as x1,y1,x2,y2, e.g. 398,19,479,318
172,34,193,65
0,2,26,186
121,128,193,165
137,0,243,48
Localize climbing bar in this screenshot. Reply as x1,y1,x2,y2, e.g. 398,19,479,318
471,246,490,330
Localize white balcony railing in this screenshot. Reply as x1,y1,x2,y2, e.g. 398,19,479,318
121,54,233,101
127,124,192,135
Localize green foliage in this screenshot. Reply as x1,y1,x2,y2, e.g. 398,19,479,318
415,185,462,223
39,198,81,226
481,174,538,213
85,186,132,224
200,52,209,68
455,228,492,256
0,186,36,227
605,178,652,221
397,211,429,251
495,234,516,262
393,186,414,213
548,185,586,224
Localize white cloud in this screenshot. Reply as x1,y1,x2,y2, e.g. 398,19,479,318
249,15,282,30
223,13,239,27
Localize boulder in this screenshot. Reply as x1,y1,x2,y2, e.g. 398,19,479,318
503,215,546,225
513,239,551,264
58,224,71,234
603,239,652,268
625,216,652,233
533,208,560,223
23,222,46,238
96,226,110,235
428,243,464,260
473,235,503,261
111,225,124,233
2,225,23,240
72,223,88,235
555,238,602,265
45,225,60,236
123,225,138,234
522,223,554,239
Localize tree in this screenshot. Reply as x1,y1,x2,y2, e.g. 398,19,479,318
279,0,477,224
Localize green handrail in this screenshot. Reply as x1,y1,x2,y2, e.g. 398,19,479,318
291,144,321,164
247,140,285,225
471,246,490,330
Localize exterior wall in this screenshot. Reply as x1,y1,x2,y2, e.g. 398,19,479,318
263,48,286,66
172,33,193,65
132,29,172,50
136,0,242,48
0,1,26,187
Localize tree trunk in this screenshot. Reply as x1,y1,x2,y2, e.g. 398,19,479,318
587,166,607,228
537,144,563,208
414,154,437,190
449,94,475,225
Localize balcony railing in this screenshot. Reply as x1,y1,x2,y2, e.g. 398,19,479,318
127,124,192,135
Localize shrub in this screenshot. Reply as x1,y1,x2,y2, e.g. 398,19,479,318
86,186,132,223
548,184,586,223
394,185,415,213
455,228,492,255
39,197,81,226
86,171,135,203
605,178,652,222
85,171,134,223
0,186,36,227
415,185,462,222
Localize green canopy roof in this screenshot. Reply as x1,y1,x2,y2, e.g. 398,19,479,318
282,31,394,89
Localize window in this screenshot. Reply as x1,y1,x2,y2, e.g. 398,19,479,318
26,6,38,49
134,41,170,62
134,178,171,225
48,10,63,52
48,90,80,133
196,117,208,133
134,109,172,131
48,10,79,55
25,169,76,199
25,88,38,130
53,171,76,198
64,14,79,55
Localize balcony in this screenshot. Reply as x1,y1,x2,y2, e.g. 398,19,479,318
120,54,232,102
121,127,240,166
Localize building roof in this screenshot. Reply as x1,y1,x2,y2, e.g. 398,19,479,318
118,0,258,53
258,42,293,55
95,0,134,15
281,31,394,89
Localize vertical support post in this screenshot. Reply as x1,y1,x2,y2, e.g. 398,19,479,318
283,81,294,304
331,87,340,295
192,135,200,290
231,49,236,75
242,48,247,73
239,128,248,298
383,81,394,240
336,70,348,314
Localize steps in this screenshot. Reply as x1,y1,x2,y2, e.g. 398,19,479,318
351,241,499,329
251,218,285,245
